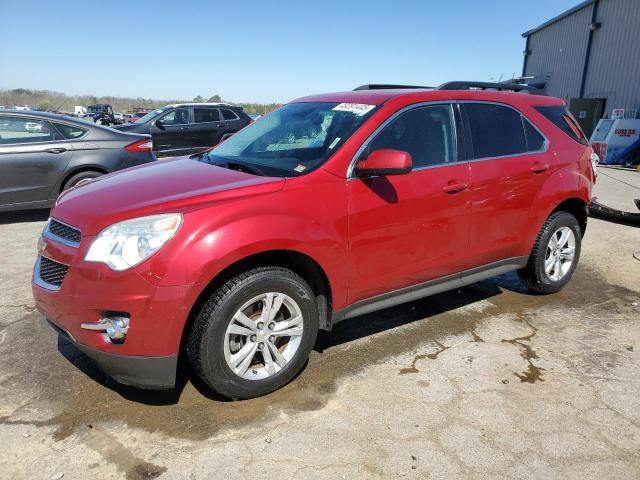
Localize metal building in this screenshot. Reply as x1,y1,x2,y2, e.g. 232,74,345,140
521,0,640,136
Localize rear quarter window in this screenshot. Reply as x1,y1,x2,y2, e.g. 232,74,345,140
54,122,87,139
534,106,589,145
221,109,239,121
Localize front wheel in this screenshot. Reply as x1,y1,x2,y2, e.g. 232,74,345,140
518,211,582,294
187,267,319,399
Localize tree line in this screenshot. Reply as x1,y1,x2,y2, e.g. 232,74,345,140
0,88,282,115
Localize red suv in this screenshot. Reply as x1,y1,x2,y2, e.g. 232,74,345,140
33,83,596,399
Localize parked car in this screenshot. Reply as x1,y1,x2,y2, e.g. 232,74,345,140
33,83,596,399
126,111,150,123
114,103,252,157
83,104,119,126
0,110,155,211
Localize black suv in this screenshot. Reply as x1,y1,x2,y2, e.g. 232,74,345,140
114,103,252,157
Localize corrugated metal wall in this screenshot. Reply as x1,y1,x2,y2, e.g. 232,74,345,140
584,0,640,114
524,3,593,101
524,0,640,116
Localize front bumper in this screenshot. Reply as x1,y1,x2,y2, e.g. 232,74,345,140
46,318,177,389
32,230,206,390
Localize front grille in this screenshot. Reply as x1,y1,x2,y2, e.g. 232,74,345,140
38,256,69,288
47,219,81,245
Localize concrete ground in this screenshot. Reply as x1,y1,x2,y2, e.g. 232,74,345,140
0,211,639,480
592,166,640,213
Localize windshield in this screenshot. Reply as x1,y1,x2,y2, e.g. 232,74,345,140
204,102,377,176
86,105,104,113
135,109,164,123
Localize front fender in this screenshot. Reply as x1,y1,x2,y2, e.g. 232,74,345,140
133,185,349,308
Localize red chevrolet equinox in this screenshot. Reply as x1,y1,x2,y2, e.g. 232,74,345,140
33,83,596,399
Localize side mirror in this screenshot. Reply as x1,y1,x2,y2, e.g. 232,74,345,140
355,149,412,177
154,119,165,130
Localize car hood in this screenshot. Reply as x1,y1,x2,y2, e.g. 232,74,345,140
52,157,285,235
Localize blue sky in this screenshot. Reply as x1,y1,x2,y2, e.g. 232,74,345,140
1,0,580,103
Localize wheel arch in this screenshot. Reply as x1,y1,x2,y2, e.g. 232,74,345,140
550,197,588,236
179,249,334,361
59,166,108,193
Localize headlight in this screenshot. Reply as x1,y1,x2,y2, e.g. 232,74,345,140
85,214,182,271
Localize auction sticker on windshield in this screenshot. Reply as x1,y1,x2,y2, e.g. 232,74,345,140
332,103,375,116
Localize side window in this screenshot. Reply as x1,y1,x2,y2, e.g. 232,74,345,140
0,117,60,144
194,108,220,123
221,109,239,121
534,106,589,145
365,104,457,168
465,103,527,158
522,118,545,152
160,108,190,125
53,123,87,140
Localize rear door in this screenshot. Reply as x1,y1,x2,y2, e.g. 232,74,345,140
461,102,550,268
347,103,472,303
192,107,224,150
150,107,194,155
0,116,74,207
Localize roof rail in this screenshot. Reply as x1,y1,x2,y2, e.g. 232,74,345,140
353,84,432,91
436,81,545,95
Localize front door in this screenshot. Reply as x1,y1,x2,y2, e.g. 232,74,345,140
347,103,471,304
151,107,194,155
0,116,74,207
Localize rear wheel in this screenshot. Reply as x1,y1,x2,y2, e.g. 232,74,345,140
187,267,319,399
62,171,104,192
518,211,582,294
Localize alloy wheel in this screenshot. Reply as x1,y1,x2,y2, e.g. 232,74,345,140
224,292,304,380
544,226,576,281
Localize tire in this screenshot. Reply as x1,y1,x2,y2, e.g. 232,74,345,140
187,267,319,399
518,211,582,294
62,171,104,192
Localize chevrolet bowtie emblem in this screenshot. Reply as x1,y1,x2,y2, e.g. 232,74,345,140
37,236,48,254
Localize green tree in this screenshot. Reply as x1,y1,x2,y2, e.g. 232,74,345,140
37,99,53,111
208,94,222,102
193,95,205,102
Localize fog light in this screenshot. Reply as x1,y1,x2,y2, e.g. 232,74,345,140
81,315,130,343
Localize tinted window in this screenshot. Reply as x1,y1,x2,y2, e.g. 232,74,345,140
366,104,457,168
535,106,589,145
465,103,527,158
0,117,60,144
54,122,87,139
160,108,190,125
194,108,220,123
523,118,545,151
221,109,239,121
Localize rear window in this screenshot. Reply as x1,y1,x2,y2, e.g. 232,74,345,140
522,118,545,151
535,106,589,145
195,108,220,123
464,103,527,158
0,117,61,144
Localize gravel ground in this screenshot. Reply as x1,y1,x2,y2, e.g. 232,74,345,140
0,210,638,480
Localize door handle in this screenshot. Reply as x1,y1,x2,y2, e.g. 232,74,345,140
44,147,67,154
530,163,550,174
443,182,468,194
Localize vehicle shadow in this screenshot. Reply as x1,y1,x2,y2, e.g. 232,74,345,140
0,209,49,225
56,271,529,405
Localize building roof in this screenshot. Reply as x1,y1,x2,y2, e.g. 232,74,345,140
522,0,594,37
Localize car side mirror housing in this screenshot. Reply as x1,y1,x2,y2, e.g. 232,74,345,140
355,149,412,177
154,119,164,130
